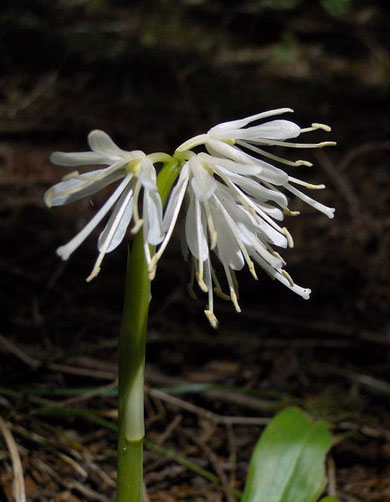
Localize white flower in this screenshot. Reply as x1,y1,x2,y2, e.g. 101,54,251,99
44,130,165,281
152,109,336,327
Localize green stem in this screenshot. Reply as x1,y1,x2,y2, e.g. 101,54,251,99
117,157,181,502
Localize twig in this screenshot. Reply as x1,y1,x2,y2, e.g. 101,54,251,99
147,387,270,426
0,415,26,502
0,334,40,369
183,429,235,502
47,362,115,380
60,379,118,406
327,456,337,497
156,415,183,446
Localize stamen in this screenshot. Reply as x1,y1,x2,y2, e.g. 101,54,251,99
86,186,134,282
196,271,208,293
288,176,325,189
218,172,288,241
213,197,258,280
273,251,287,266
279,269,295,287
311,123,332,132
203,201,218,250
223,263,241,312
187,260,197,299
247,138,337,149
131,181,143,234
235,140,313,167
283,208,300,216
211,269,230,301
282,227,294,248
204,309,218,329
194,199,208,293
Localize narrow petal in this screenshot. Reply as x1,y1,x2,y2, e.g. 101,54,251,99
232,120,301,141
284,183,336,219
44,167,125,207
162,162,190,232
144,190,164,245
88,130,126,158
98,187,134,253
216,167,288,206
208,108,293,135
212,204,245,271
198,152,262,175
50,151,108,166
138,157,158,192
190,156,217,201
185,193,208,261
56,174,132,260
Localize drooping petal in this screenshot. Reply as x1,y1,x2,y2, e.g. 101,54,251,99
216,167,288,206
144,189,164,245
198,152,262,176
138,156,158,192
162,162,190,232
50,151,109,166
232,120,301,142
208,108,293,136
189,155,217,201
284,183,336,219
44,167,126,207
87,130,127,158
97,186,134,253
56,174,132,261
212,202,244,271
185,193,208,261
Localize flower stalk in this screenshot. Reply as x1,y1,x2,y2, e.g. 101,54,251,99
117,157,181,502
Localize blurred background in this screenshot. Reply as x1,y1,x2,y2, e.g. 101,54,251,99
1,1,390,500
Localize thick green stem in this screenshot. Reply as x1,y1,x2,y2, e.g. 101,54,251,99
117,157,181,502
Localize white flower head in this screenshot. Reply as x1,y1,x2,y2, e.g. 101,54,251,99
45,130,165,281
153,108,336,327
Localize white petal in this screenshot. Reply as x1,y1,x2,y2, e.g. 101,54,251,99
255,202,284,221
162,162,190,232
198,153,262,175
206,140,290,184
88,130,126,158
138,157,158,192
50,151,108,166
185,193,208,261
45,168,125,207
144,190,164,245
232,120,301,141
212,204,244,270
208,108,293,135
190,156,217,201
217,167,288,206
56,174,132,260
206,140,256,164
284,183,336,219
251,253,311,299
97,187,134,253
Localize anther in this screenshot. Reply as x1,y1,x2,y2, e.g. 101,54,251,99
282,227,294,248
204,309,219,329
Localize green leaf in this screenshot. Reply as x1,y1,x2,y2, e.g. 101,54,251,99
319,497,343,502
242,407,333,502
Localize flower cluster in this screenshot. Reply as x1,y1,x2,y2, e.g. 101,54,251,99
45,108,335,326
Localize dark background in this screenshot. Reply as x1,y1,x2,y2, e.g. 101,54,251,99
1,1,390,500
